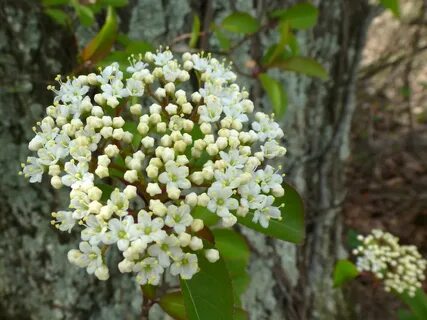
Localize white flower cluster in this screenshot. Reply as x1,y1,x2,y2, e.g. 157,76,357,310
21,48,287,283
353,229,426,296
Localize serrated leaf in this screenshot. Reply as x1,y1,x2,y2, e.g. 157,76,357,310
258,73,287,118
222,12,260,34
159,291,187,320
189,14,201,48
272,3,318,30
238,183,305,243
380,0,400,17
271,56,328,80
181,254,234,320
81,6,118,64
212,229,250,303
44,8,70,26
398,289,427,320
333,260,359,287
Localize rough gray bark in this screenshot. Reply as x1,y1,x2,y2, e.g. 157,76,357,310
0,0,374,319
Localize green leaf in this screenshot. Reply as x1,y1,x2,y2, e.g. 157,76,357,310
346,229,362,250
96,183,114,202
75,4,95,27
238,183,305,243
380,0,400,17
189,14,201,48
271,56,328,80
234,308,249,320
181,254,234,320
333,260,359,288
271,3,318,30
81,6,118,64
44,8,70,26
99,0,129,7
159,291,187,320
398,289,427,320
222,12,260,34
212,229,250,303
214,29,231,50
42,0,69,6
398,309,418,320
192,206,219,226
262,21,290,66
258,73,288,118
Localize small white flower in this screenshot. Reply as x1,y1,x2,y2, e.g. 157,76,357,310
81,215,107,245
103,216,135,251
164,204,193,234
252,196,281,228
207,183,238,217
147,235,182,267
134,257,164,285
170,253,198,280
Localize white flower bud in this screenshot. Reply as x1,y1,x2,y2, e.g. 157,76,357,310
205,249,220,263
123,185,137,199
95,265,110,281
165,82,175,94
155,87,166,99
222,215,237,227
88,186,102,201
176,155,189,166
48,165,61,176
189,236,203,251
147,183,162,196
185,192,198,207
104,145,119,158
174,140,187,153
89,201,102,214
178,232,191,247
87,73,98,85
146,165,159,179
99,205,113,220
181,102,193,114
130,103,142,116
191,92,202,103
216,136,228,150
141,136,155,149
197,193,210,207
113,116,125,128
236,206,249,217
124,170,138,183
95,166,109,178
160,135,172,147
156,122,167,133
100,126,113,139
118,259,134,273
112,128,125,140
272,185,285,197
191,219,204,232
149,200,167,217
137,122,149,135
190,172,204,185
91,106,104,117
206,144,219,156
167,185,181,200
94,93,106,105
51,175,62,189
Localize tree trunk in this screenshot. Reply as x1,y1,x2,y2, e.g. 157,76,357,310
0,0,374,319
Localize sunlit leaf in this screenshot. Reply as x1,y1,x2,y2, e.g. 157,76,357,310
222,12,260,34
258,73,287,118
189,14,201,48
271,3,318,30
380,0,400,17
159,291,187,320
81,6,118,64
270,56,328,80
181,253,234,320
238,183,305,243
333,260,359,288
